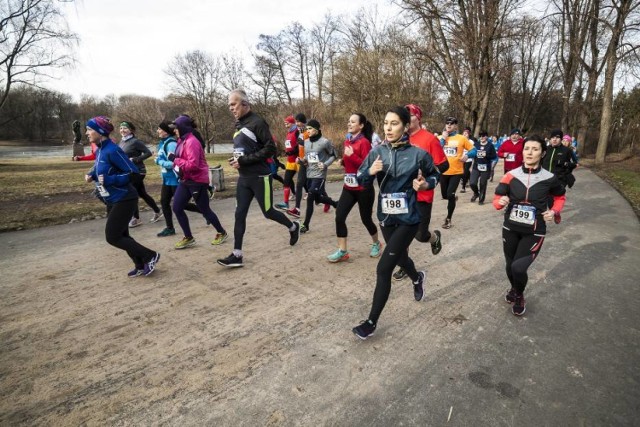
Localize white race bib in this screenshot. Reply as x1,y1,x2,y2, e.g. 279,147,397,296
444,146,457,157
477,150,486,159
477,163,487,172
96,183,110,197
507,153,516,162
233,148,245,160
285,140,292,149
307,152,319,163
344,173,358,188
381,192,408,214
509,204,536,226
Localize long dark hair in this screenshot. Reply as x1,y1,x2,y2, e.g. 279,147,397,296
353,113,373,143
387,106,411,127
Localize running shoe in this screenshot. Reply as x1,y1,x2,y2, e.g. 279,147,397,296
150,212,163,223
430,230,442,255
157,227,176,237
505,288,517,304
512,293,526,316
217,253,244,268
129,217,143,228
393,268,408,281
303,193,308,200
554,213,562,224
323,203,330,213
370,241,382,258
143,252,160,276
300,224,309,234
352,319,376,340
127,267,143,278
460,187,466,193
208,185,216,200
470,194,478,202
275,202,288,211
175,236,196,249
442,218,452,229
289,221,301,246
327,249,349,263
286,207,301,218
413,271,426,302
478,197,485,205
211,232,228,245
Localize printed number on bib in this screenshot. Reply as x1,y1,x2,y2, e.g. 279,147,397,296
477,163,487,172
96,184,110,198
307,152,319,163
507,153,516,162
233,148,245,160
444,146,457,157
381,192,408,214
344,173,358,188
509,204,536,226
477,150,486,159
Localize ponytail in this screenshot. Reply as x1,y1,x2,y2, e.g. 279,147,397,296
354,113,373,143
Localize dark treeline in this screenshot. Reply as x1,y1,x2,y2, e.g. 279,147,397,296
1,1,638,161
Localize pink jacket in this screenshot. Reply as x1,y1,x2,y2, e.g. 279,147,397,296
173,133,210,184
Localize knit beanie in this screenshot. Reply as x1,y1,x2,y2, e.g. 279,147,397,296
550,129,563,138
86,116,114,136
285,115,295,125
158,120,174,135
120,121,136,132
295,113,307,123
563,134,572,142
306,119,321,131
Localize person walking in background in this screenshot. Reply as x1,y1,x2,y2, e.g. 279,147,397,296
328,113,382,263
171,115,228,249
217,89,300,268
84,116,160,277
494,135,565,316
352,106,440,340
275,115,299,211
298,119,338,233
118,121,162,227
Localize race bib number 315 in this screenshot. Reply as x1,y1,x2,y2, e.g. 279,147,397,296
381,192,408,214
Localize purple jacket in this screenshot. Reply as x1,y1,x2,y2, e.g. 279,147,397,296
173,133,209,184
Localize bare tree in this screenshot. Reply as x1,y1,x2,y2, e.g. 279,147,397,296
0,0,77,111
310,13,341,101
284,22,310,101
256,33,292,105
115,95,167,142
164,50,223,152
248,53,279,105
220,53,246,92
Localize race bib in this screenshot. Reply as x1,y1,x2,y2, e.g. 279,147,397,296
233,148,245,160
344,173,358,188
509,204,536,226
477,163,487,172
381,192,408,214
307,152,319,163
444,146,457,157
285,140,292,149
507,153,516,162
96,183,110,197
477,150,486,159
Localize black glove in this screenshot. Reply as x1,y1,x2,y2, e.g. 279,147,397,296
168,152,176,161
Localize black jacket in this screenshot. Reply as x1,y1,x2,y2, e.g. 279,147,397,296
233,111,276,177
541,144,576,185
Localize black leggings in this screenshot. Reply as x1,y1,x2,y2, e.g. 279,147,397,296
173,182,225,238
502,227,545,294
105,198,156,268
335,186,378,238
470,168,491,201
440,174,462,219
415,201,433,242
160,184,199,229
368,224,420,324
461,162,472,189
131,173,160,219
234,175,293,250
294,164,308,209
303,178,336,228
283,169,296,189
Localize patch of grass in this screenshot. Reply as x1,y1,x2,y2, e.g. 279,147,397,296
590,156,640,219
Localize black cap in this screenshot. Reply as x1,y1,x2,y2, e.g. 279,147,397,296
295,113,307,123
550,129,563,138
445,116,458,124
479,130,488,137
306,119,321,130
510,128,521,135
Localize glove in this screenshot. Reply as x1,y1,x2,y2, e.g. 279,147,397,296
168,152,175,161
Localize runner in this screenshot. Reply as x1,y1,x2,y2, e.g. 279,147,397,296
541,129,577,223
493,135,566,316
497,128,524,173
392,104,449,281
327,113,382,263
287,113,309,218
298,119,338,233
469,130,498,205
352,106,440,340
83,116,160,277
118,121,163,227
460,126,475,193
275,116,298,211
439,116,475,229
217,89,300,268
170,115,228,249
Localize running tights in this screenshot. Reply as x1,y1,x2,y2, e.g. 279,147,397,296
335,186,377,238
470,169,491,202
304,178,336,228
414,201,433,243
105,198,156,267
173,182,225,238
294,164,308,209
160,184,199,230
131,173,160,219
502,227,545,294
440,174,462,219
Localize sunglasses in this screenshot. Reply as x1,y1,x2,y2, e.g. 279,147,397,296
445,122,456,125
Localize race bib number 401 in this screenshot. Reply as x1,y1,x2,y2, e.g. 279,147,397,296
344,173,358,188
509,204,536,225
381,192,408,214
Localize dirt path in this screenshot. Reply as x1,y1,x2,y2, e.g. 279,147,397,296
1,168,639,425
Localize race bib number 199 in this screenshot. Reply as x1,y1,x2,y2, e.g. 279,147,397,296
509,204,536,225
381,192,408,214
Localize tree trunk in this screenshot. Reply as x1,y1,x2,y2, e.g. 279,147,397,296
595,58,617,165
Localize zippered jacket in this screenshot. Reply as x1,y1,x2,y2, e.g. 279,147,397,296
155,136,179,186
173,133,210,184
541,144,576,185
305,136,336,179
88,139,139,204
233,111,275,177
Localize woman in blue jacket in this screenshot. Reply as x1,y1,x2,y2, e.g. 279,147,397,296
154,121,180,237
352,106,440,340
84,116,160,277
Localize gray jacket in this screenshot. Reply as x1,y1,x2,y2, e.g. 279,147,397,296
304,136,336,179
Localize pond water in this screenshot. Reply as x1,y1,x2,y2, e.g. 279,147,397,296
0,143,235,159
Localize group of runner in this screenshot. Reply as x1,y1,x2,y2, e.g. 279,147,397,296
82,89,579,340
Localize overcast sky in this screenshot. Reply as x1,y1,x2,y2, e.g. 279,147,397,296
48,0,389,101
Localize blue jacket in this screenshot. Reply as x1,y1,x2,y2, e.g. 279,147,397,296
88,139,139,204
357,140,440,226
155,136,179,186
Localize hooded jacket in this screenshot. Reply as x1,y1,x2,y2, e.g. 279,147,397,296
173,133,210,184
88,139,139,204
155,136,179,186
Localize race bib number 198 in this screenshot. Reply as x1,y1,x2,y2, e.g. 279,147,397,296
381,192,408,214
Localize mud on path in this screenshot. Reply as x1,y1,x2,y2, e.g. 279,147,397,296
1,168,639,425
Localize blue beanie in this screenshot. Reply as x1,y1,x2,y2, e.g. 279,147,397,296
86,116,114,136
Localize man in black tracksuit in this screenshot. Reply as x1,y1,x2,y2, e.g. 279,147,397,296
541,129,576,223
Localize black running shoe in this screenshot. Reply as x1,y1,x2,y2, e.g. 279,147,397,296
470,194,478,202
512,293,526,316
413,271,425,301
217,253,244,268
393,268,408,281
505,288,517,304
431,230,442,255
352,319,376,340
289,221,301,246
